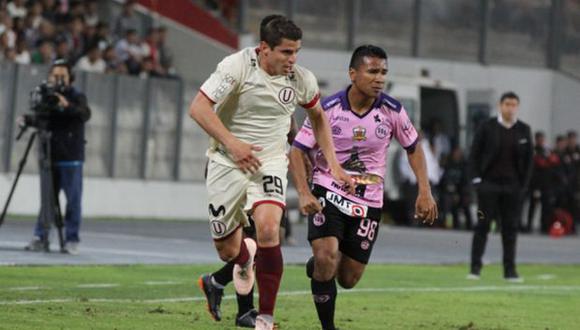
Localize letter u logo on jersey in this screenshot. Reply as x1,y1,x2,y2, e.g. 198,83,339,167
278,87,296,104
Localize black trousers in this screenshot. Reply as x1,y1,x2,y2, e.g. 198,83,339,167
471,181,522,275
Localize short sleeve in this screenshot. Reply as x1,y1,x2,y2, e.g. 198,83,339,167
393,106,419,150
296,68,320,109
292,117,317,151
200,54,242,104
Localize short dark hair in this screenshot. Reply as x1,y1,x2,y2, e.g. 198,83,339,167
534,131,545,139
349,45,388,69
259,15,302,49
567,130,577,138
556,135,565,143
500,91,520,103
50,58,74,81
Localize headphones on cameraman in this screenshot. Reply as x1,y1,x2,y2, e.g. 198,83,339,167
50,58,75,83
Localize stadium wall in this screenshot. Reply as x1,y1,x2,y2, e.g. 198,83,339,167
0,174,208,220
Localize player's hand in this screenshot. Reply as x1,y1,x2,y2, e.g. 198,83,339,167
414,190,438,225
298,191,322,215
330,166,355,195
226,139,263,174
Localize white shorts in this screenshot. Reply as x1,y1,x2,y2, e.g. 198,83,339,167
205,159,288,240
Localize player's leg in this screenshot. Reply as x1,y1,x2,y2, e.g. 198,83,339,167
336,255,366,289
309,236,340,330
252,202,284,329
306,185,346,330
200,160,256,321
245,164,288,329
336,212,381,289
198,219,257,327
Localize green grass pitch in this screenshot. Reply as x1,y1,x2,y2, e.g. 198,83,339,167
0,264,579,329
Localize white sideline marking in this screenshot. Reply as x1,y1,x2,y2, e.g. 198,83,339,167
143,281,182,286
537,274,556,280
2,285,580,305
76,284,119,288
6,286,43,291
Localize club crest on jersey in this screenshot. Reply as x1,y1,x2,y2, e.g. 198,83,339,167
313,212,326,226
331,126,342,135
375,124,389,139
278,87,296,104
325,191,368,218
352,126,367,141
361,240,370,250
210,220,226,236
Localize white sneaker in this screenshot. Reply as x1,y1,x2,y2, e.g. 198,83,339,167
233,238,257,295
466,273,480,280
254,314,274,330
63,242,79,255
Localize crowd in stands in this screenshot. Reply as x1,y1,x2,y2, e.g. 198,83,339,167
394,121,580,236
0,0,175,78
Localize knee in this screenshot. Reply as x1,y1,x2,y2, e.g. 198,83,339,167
256,221,280,246
337,274,360,289
313,250,339,281
215,243,239,262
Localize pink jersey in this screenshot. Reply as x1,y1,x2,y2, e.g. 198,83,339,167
293,87,418,208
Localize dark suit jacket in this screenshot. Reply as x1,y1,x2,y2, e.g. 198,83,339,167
469,117,533,191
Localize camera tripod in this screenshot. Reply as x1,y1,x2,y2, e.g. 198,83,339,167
0,126,65,252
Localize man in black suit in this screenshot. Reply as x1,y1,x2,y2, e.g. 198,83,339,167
468,91,533,282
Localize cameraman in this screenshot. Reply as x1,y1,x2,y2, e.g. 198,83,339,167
24,59,91,254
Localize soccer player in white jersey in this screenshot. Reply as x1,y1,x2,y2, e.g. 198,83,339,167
289,45,438,330
189,15,353,330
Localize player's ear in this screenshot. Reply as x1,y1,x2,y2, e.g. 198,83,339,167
348,67,356,82
259,41,270,54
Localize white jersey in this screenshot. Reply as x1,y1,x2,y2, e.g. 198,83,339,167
200,47,320,167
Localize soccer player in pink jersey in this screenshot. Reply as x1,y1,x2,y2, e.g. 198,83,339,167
290,45,438,330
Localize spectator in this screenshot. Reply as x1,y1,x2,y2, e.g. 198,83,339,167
76,43,105,73
14,37,30,63
59,15,85,61
7,0,26,19
398,134,442,225
428,119,451,164
114,28,146,74
92,21,112,50
0,14,16,48
138,55,162,78
84,0,99,27
103,44,126,74
37,19,56,44
525,131,560,233
157,25,174,75
26,0,43,30
54,36,71,61
440,146,473,230
113,0,140,38
566,131,580,232
31,38,54,64
142,27,165,74
2,45,15,60
41,0,58,23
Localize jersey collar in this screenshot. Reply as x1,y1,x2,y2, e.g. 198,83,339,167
340,85,383,118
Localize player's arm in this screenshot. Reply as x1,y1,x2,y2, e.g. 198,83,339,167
189,93,262,174
289,146,322,215
305,103,354,193
406,144,438,224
